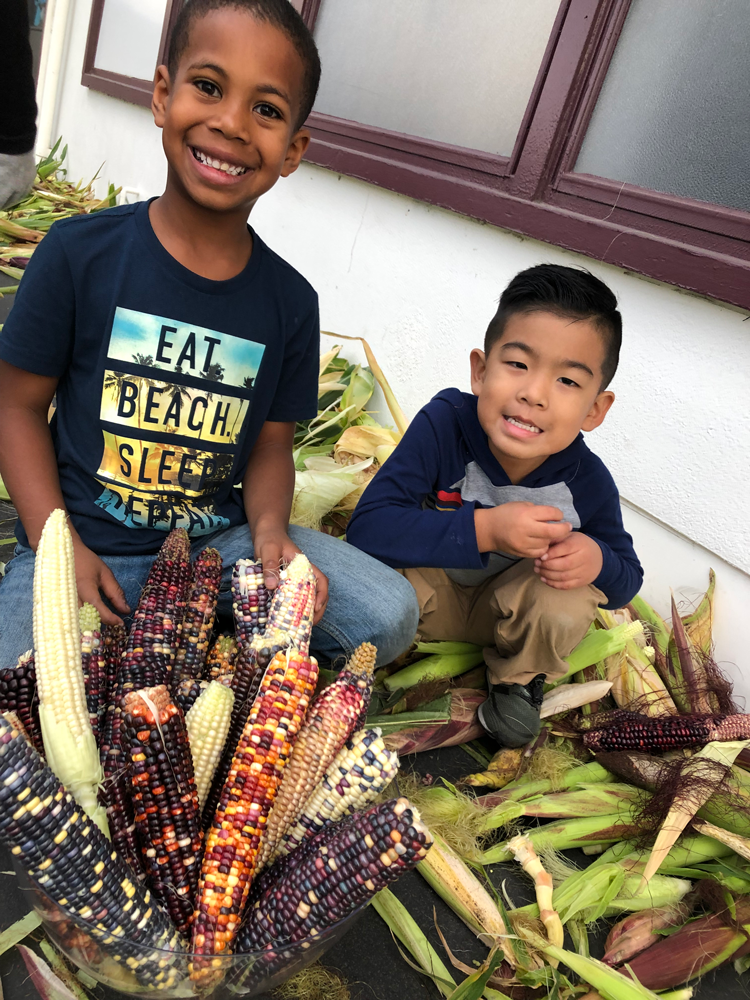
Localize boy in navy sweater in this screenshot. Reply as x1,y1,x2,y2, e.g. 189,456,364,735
347,265,642,746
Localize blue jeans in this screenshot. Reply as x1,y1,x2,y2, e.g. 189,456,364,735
0,524,419,670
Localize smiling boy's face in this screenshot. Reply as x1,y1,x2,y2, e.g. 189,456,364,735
152,9,309,215
470,310,615,483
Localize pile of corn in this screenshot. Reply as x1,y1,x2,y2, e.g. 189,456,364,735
370,570,750,998
0,511,430,994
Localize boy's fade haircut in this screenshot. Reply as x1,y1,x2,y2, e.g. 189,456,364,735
485,263,623,389
167,0,321,130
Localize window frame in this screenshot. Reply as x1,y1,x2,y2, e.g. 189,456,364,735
300,0,750,310
82,0,183,107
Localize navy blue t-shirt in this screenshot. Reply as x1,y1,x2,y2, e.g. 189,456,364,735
0,200,319,555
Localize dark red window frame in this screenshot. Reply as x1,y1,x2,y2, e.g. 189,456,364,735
82,0,182,108
301,0,750,311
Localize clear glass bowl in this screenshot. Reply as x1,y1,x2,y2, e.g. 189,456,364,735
16,865,366,999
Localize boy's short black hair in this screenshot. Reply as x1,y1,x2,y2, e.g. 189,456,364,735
167,0,321,130
485,264,623,389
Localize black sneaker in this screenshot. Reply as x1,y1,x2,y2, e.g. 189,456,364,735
477,674,546,748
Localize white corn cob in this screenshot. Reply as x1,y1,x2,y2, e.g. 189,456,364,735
32,509,108,835
185,680,235,811
276,728,399,860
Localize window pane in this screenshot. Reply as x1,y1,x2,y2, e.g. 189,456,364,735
95,0,168,81
575,0,750,212
313,0,561,157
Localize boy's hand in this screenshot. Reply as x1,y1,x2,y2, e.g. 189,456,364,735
534,531,603,590
475,502,571,559
71,537,130,625
254,529,329,624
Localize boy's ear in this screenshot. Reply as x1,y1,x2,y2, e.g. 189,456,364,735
582,389,615,431
280,127,311,177
469,348,487,396
152,65,171,128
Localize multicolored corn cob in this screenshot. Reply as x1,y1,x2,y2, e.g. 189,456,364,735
231,560,269,644
79,603,106,745
32,510,107,834
277,728,399,859
0,651,42,753
191,649,318,976
260,642,377,868
101,623,126,709
185,681,235,812
582,711,750,752
239,797,432,953
251,553,316,655
174,677,208,715
121,685,203,935
0,714,186,989
206,634,238,683
170,547,222,694
100,530,192,870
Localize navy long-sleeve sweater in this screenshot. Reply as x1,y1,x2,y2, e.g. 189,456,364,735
347,389,643,610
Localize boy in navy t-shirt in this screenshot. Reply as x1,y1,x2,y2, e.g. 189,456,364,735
348,265,643,747
0,0,418,666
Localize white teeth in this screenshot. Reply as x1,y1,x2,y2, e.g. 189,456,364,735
506,416,541,434
194,148,247,176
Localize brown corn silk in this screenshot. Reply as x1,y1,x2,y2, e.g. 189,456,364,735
259,641,376,869
191,649,318,979
121,684,203,935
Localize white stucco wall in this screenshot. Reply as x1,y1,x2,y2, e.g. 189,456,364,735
48,0,750,697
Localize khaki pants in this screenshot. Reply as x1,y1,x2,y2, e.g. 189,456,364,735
402,560,606,685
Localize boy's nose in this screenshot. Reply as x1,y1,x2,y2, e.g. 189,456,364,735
518,378,547,408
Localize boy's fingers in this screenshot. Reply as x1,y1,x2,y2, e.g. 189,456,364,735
311,565,329,623
260,548,282,589
77,584,123,627
99,565,130,614
530,505,566,522
539,521,572,541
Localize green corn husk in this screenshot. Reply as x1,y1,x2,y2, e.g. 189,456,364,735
482,812,640,865
383,649,485,692
549,620,646,687
590,834,735,874
516,924,664,1000
370,889,457,998
480,761,614,807
479,784,645,831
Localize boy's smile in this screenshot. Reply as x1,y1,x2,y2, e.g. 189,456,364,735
470,310,615,483
152,9,309,216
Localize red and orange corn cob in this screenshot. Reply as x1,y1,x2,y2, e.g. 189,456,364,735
260,642,376,868
206,633,238,683
239,798,432,953
251,553,316,655
79,603,106,744
231,560,269,644
121,684,203,935
582,711,750,752
0,651,42,753
191,648,318,975
170,547,222,694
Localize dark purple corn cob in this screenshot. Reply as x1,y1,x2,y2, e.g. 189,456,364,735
231,560,270,644
0,652,42,753
0,714,186,989
235,798,431,986
122,684,203,936
101,622,126,710
170,547,222,694
79,604,106,744
582,711,750,752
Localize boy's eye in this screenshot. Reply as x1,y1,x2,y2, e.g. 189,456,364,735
195,79,221,98
506,360,527,370
558,376,580,388
256,102,282,120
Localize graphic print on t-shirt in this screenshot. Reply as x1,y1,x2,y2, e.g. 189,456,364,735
94,307,265,535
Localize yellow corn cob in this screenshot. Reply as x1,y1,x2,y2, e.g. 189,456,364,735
259,641,376,869
185,681,235,811
32,510,108,835
251,553,316,654
191,649,318,979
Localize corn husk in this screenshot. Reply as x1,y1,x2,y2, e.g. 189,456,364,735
290,456,373,529
333,424,399,462
541,680,613,719
383,648,485,692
